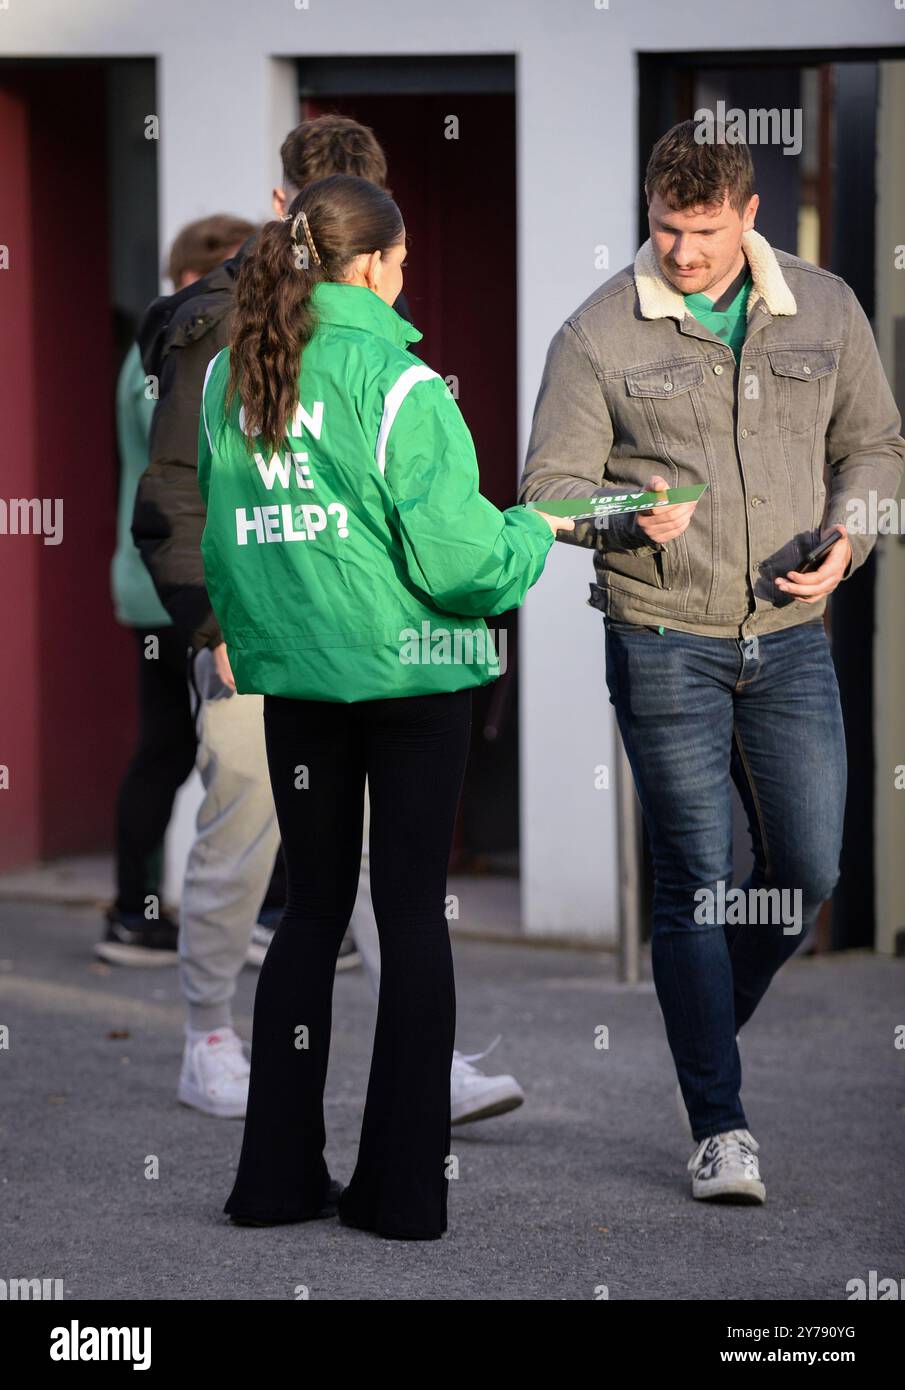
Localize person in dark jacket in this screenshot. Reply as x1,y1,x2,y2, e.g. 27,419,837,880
100,214,255,967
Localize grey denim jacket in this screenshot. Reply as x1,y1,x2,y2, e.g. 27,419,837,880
519,230,905,636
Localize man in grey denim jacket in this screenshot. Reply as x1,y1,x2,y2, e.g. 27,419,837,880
520,121,904,1205
520,153,903,636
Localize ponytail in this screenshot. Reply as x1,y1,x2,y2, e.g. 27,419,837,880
226,215,320,453
227,174,404,455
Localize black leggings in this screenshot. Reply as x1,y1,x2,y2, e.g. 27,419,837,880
114,627,197,913
223,687,472,1240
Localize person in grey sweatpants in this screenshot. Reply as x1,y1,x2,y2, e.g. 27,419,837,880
176,648,381,1115
184,649,383,1035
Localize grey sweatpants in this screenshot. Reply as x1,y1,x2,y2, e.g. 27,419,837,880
180,649,381,1032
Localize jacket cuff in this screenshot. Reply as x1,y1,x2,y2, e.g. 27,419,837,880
192,614,223,652
552,510,661,556
836,530,870,581
823,498,872,581
593,510,662,556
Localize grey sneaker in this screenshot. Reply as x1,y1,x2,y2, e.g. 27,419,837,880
687,1128,765,1204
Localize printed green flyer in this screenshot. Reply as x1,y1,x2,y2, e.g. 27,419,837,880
525,483,708,520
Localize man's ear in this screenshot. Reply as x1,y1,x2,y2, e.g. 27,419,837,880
743,193,759,232
272,187,287,218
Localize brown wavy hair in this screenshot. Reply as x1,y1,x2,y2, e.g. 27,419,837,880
167,213,256,286
226,174,404,452
280,115,388,191
645,119,755,214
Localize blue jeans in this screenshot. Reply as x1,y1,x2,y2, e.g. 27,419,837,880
603,616,847,1141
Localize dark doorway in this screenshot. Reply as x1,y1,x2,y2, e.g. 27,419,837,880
298,56,520,874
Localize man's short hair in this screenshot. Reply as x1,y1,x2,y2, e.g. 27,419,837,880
645,119,755,215
167,214,257,284
280,114,388,193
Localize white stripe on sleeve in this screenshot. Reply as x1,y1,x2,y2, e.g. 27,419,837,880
375,364,439,476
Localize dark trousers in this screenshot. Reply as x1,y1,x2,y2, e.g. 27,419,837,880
224,687,472,1239
604,616,846,1141
114,627,197,913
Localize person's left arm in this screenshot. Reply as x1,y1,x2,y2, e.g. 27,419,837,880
777,283,905,602
384,374,558,618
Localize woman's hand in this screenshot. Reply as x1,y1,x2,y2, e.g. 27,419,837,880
212,641,237,691
535,512,576,537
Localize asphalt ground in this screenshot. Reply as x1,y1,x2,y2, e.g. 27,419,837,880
1,899,902,1300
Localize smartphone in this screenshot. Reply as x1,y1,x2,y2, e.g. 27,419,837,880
798,532,843,573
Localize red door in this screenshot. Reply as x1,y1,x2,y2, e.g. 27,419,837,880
303,89,522,865
0,66,136,870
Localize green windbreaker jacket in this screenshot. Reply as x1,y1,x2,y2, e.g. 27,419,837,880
198,281,553,701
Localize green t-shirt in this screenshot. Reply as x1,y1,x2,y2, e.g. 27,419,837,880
684,264,751,363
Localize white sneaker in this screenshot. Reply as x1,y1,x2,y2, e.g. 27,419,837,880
335,933,362,972
450,1036,524,1125
687,1128,766,1204
246,925,362,971
245,923,274,968
177,1027,249,1118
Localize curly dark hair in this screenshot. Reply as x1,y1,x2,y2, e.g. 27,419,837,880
226,174,403,452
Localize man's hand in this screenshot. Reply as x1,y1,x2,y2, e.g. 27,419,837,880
775,523,852,603
212,641,236,691
636,474,699,544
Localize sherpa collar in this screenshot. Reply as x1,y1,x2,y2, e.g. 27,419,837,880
633,229,797,322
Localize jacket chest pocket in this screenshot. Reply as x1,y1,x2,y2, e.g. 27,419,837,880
622,360,704,453
767,348,838,435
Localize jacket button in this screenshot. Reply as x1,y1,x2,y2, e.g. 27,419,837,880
713,364,724,375
803,363,811,374
751,497,764,507
741,428,749,439
663,381,674,391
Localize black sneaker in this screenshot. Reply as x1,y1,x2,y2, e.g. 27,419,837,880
95,908,179,967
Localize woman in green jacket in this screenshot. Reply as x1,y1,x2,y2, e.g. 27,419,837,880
201,173,570,1240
